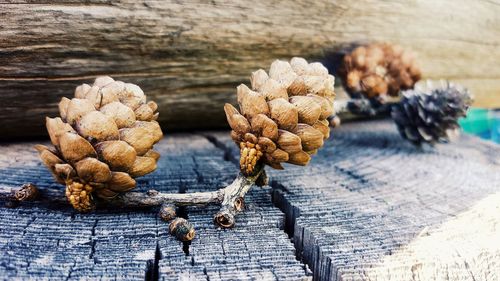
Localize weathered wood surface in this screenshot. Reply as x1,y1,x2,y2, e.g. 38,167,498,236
1,119,500,280
0,135,309,280
210,119,500,281
1,1,500,138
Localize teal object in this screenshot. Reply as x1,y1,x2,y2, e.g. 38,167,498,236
459,108,500,143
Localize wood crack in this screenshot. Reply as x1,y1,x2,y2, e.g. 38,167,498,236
64,260,77,281
204,134,238,165
21,216,36,237
89,218,98,262
203,133,313,277
191,155,204,184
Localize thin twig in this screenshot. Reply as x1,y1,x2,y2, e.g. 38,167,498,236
213,166,263,228
1,167,264,229
108,189,223,208
334,99,396,117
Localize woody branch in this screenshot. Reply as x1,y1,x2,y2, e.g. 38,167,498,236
2,167,264,229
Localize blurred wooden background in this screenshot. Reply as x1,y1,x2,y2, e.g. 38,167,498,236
1,0,500,138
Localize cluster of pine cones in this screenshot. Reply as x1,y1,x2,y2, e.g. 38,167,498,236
225,57,335,175
337,42,472,145
36,49,473,218
36,76,162,212
38,58,335,214
339,43,421,99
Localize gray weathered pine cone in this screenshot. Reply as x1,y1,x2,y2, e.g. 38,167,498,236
36,76,163,212
225,57,335,175
391,81,472,145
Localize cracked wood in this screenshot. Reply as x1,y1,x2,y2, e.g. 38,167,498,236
208,119,500,281
1,120,499,280
0,133,309,280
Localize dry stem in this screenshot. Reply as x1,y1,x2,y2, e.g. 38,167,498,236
2,167,264,229
334,98,396,117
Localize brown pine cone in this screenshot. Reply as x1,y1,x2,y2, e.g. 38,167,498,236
339,43,421,98
225,57,335,175
36,76,163,212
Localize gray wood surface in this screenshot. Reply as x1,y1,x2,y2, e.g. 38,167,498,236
1,119,499,280
2,0,500,137
0,134,309,280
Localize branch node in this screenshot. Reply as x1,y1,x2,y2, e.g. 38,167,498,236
214,210,235,229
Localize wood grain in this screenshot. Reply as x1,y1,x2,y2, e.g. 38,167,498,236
1,0,500,137
0,133,309,280
210,119,500,281
1,119,499,280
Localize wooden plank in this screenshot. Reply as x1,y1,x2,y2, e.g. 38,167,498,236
1,0,500,137
209,119,500,281
0,134,309,280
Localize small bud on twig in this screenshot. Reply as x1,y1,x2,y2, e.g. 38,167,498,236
15,183,40,201
159,204,176,222
169,218,195,241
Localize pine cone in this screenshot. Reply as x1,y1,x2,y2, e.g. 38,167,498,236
339,43,421,98
225,57,335,175
36,76,163,212
391,81,472,145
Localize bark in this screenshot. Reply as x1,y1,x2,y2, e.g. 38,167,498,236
1,0,500,138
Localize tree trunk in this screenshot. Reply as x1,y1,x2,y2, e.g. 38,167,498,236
1,0,499,137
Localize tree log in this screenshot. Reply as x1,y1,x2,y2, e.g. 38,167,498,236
1,0,500,138
1,120,499,280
